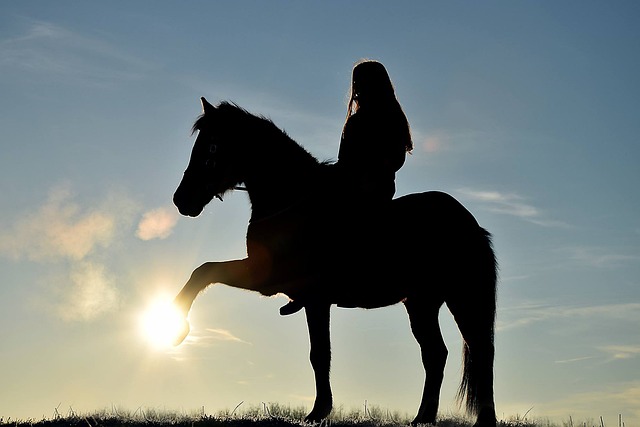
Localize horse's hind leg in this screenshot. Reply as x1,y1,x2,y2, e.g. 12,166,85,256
304,302,333,422
447,300,497,427
405,299,447,425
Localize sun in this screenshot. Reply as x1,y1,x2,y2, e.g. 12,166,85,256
139,296,190,349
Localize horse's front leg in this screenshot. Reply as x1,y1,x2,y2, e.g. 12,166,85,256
304,302,333,422
173,258,256,344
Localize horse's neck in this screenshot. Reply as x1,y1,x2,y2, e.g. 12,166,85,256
241,131,322,221
246,160,321,221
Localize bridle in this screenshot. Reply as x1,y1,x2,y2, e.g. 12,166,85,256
203,142,246,201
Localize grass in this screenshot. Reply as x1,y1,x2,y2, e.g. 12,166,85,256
0,404,619,427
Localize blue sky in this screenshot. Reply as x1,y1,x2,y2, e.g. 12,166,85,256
1,1,639,424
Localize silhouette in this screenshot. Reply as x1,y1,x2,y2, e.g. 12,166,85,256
172,98,498,427
280,59,412,316
337,59,412,201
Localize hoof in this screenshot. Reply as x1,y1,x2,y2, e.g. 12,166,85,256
473,409,497,427
304,412,328,423
410,406,437,426
304,400,332,423
173,316,191,346
410,417,437,426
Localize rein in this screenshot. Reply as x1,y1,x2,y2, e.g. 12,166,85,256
198,107,315,218
204,140,247,200
247,193,308,225
214,185,246,201
218,182,300,225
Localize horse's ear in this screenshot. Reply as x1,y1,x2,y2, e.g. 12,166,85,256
201,97,215,115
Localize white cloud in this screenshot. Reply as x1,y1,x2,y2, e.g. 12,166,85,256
599,345,640,360
57,261,120,322
560,245,640,268
456,188,566,227
136,207,179,240
422,132,449,153
183,328,252,349
0,186,119,261
0,185,137,322
411,128,491,156
205,328,251,344
458,188,538,217
0,20,152,84
554,356,596,364
498,302,640,331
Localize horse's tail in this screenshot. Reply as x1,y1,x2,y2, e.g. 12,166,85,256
456,227,498,415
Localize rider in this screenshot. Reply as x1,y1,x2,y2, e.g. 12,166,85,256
280,60,413,315
336,59,413,202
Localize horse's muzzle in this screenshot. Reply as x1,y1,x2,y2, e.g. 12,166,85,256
173,189,205,217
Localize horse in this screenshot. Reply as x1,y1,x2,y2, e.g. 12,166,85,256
172,98,498,427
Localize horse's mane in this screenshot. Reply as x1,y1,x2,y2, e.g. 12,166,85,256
192,101,322,169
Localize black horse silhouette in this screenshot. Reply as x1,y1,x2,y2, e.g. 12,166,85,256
172,98,498,427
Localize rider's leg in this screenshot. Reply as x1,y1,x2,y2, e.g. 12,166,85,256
280,299,304,315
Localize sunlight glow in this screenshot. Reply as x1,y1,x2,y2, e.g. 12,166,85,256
139,296,189,349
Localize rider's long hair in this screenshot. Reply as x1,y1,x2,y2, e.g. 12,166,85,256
345,60,413,154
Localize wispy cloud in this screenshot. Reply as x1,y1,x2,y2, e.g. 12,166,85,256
204,328,251,344
456,188,566,227
0,185,119,261
56,261,120,322
421,131,450,154
0,184,137,322
554,356,596,364
599,345,640,360
498,302,640,331
560,245,640,269
0,20,152,85
538,381,640,424
136,207,179,241
182,328,252,348
411,128,491,155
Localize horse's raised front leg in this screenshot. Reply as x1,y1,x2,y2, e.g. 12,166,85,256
173,258,257,344
304,302,333,422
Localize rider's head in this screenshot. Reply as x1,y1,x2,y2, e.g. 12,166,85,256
347,60,396,115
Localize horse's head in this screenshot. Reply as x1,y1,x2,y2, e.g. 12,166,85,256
173,97,244,217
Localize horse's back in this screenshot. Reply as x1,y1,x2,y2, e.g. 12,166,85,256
392,191,493,267
325,191,494,308
246,189,494,308
393,191,481,230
